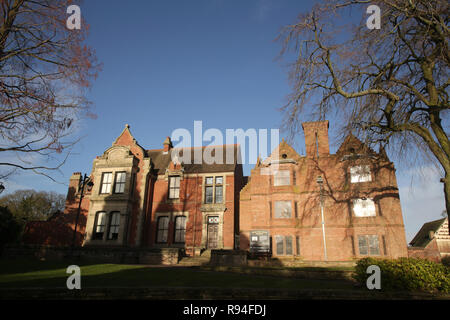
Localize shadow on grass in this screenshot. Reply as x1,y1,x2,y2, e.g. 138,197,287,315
0,260,358,291
0,258,98,275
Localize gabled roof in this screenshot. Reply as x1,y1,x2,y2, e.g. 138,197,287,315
112,124,146,155
261,139,303,166
336,133,376,155
147,144,241,175
409,217,447,247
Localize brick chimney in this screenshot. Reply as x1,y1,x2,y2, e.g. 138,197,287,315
163,136,172,153
67,172,82,201
302,121,330,158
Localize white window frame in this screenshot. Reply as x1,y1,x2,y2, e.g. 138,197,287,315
358,235,380,256
100,172,113,194
107,211,120,240
168,176,180,199
114,172,126,194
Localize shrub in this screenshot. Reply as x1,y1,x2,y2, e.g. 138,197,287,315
354,257,450,293
441,256,450,268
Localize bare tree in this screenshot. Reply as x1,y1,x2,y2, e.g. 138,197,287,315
0,0,100,180
279,1,449,219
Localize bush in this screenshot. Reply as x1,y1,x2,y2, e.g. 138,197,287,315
354,257,450,293
0,206,22,255
441,256,450,268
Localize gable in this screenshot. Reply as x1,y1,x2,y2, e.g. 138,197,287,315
410,218,447,247
262,139,302,165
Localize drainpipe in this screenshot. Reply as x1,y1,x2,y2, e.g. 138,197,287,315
192,174,199,257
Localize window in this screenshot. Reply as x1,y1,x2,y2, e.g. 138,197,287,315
275,235,293,256
276,236,284,255
274,201,292,218
285,236,293,255
274,170,290,186
168,176,180,199
215,177,223,203
100,172,113,194
353,198,376,217
107,212,120,240
174,216,187,243
156,216,169,243
350,165,372,183
93,211,106,240
204,176,223,204
358,235,380,255
114,172,126,194
296,236,300,255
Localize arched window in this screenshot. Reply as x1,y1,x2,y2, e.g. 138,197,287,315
108,212,120,240
93,211,106,240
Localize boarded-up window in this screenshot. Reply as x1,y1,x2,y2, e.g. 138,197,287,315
274,201,292,218
358,235,380,256
350,165,372,183
273,170,290,186
353,198,376,217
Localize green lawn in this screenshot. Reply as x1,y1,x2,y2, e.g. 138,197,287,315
0,258,356,290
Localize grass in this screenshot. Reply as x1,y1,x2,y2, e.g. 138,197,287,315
0,258,357,290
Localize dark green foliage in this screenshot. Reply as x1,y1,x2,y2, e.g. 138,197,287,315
354,257,450,293
441,256,450,268
0,206,22,254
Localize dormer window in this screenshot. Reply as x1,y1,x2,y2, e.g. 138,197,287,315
274,170,290,186
350,165,371,183
168,176,180,199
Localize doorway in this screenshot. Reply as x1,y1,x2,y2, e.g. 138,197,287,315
207,216,219,249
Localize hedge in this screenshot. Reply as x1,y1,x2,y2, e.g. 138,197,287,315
354,257,450,293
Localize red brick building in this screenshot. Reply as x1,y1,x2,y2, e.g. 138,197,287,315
33,125,244,255
239,121,408,261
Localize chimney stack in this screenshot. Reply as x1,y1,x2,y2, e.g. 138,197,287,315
163,136,172,153
302,121,330,158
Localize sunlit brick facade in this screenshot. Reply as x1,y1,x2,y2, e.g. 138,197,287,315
239,121,408,261
60,125,244,255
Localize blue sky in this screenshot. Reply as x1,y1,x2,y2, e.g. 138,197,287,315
1,0,446,242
